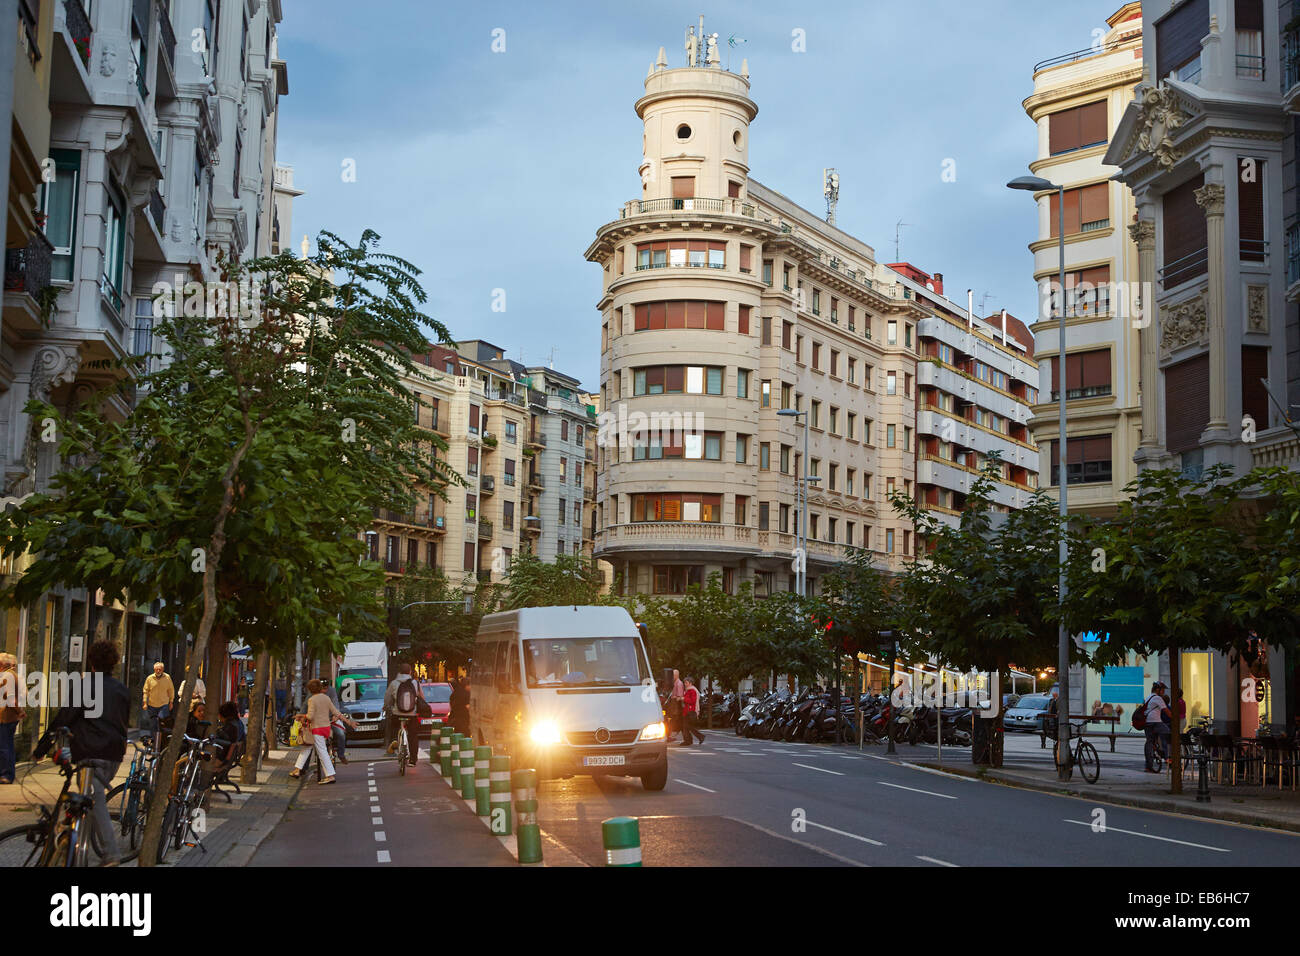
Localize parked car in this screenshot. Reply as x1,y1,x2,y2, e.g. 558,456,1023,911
417,681,452,737
340,677,388,742
1002,694,1053,733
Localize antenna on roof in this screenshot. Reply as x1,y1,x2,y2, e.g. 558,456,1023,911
894,220,910,262
979,292,996,314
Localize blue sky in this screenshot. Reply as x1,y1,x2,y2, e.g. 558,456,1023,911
279,1,1117,389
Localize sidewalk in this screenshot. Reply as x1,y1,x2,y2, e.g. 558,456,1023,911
0,744,301,866
908,732,1300,832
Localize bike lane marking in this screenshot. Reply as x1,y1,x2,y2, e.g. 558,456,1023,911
878,781,956,799
673,779,717,793
916,855,958,867
802,818,884,846
1061,819,1229,852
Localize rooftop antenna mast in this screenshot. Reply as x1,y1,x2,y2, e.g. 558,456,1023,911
895,219,910,262
979,292,996,315
823,168,840,226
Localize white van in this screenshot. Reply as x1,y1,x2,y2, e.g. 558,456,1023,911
470,605,668,790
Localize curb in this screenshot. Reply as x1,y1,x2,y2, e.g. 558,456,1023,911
915,761,1300,834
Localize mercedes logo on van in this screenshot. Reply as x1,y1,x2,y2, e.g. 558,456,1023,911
594,727,611,744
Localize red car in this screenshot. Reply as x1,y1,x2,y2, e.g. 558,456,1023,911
417,682,452,737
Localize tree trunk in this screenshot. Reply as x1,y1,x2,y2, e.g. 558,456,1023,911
139,404,255,867
1169,647,1182,794
241,648,271,783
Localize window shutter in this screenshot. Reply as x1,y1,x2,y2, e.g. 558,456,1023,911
1235,0,1263,32
1080,183,1109,224
1081,349,1111,389
1079,101,1108,148
1241,345,1269,428
671,176,695,198
706,301,725,330
739,245,752,270
1162,174,1207,281
1156,0,1209,79
738,304,751,334
1239,162,1264,260
1164,354,1210,453
1048,106,1081,155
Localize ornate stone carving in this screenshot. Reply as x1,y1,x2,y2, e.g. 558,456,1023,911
30,346,82,403
1194,182,1225,217
1128,219,1156,249
99,44,117,77
1160,294,1207,355
1247,285,1268,333
1136,84,1189,169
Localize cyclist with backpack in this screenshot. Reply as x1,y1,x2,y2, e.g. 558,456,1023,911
1136,680,1172,773
384,664,424,766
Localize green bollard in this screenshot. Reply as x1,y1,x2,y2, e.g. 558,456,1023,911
474,745,492,816
438,729,454,778
489,755,512,836
429,720,443,764
459,738,476,800
449,734,464,789
513,767,542,865
602,816,642,867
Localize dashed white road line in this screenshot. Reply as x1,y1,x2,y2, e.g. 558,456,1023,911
376,849,391,863
917,855,958,867
374,831,386,842
674,779,717,793
372,816,383,825
1062,819,1229,852
794,762,845,776
878,781,956,799
803,819,884,846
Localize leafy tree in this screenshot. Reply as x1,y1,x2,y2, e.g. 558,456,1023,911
1066,465,1300,788
0,231,456,863
493,549,606,609
390,566,479,674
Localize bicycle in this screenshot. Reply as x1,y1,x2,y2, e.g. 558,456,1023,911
106,736,157,854
156,730,225,863
395,718,411,776
0,728,103,867
1045,717,1100,783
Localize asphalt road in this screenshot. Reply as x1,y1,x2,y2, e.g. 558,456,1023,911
247,730,1300,867
532,730,1300,867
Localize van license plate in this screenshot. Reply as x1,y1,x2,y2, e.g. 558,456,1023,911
583,755,625,767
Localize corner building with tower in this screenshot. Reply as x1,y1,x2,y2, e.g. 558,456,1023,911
586,32,1040,598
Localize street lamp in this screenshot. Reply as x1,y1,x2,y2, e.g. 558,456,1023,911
777,408,816,597
1008,173,1071,780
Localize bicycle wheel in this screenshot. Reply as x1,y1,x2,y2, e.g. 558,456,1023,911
156,800,179,863
1075,741,1101,784
0,823,46,867
398,736,408,776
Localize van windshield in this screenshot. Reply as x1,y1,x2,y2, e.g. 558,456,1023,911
523,637,649,688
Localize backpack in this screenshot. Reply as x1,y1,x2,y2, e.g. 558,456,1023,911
1131,698,1148,730
395,678,418,714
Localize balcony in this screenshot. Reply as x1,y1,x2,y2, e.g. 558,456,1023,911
618,197,757,219
1157,248,1208,290
477,520,493,539
594,522,852,564
480,475,495,495
374,509,445,533
158,0,176,79
149,186,165,234
526,431,547,449
583,485,595,502
1286,28,1300,109
528,472,545,490
5,232,54,300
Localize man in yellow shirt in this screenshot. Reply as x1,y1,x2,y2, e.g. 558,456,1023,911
143,662,175,736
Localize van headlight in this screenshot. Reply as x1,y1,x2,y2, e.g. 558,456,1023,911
640,721,666,741
529,720,563,745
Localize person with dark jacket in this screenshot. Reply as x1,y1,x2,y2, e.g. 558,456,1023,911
34,639,130,866
449,677,471,737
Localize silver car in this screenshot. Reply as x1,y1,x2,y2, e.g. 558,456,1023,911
1003,694,1052,733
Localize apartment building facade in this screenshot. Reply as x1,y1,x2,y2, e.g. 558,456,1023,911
523,364,593,563
1022,3,1146,516
1104,0,1293,732
587,40,968,598
0,0,291,737
890,262,1041,529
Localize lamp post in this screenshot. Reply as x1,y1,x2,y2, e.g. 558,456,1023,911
777,408,819,597
1008,174,1072,780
